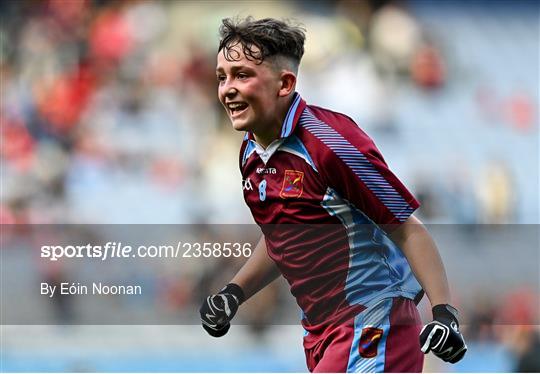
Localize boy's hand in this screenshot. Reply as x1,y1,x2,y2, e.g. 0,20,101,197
419,304,467,363
199,283,245,337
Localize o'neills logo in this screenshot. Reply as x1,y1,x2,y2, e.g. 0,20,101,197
242,178,253,191
280,170,304,198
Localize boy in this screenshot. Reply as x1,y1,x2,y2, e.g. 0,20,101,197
200,17,466,372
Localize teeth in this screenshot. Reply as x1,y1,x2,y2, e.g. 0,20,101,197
228,103,246,110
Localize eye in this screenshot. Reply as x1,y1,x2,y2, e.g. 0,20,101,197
237,73,248,80
217,75,226,83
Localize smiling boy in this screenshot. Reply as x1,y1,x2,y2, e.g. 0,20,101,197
200,17,467,372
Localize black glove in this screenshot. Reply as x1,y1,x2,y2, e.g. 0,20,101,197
199,283,245,337
419,304,467,363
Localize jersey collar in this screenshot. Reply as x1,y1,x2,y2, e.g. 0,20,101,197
244,92,306,141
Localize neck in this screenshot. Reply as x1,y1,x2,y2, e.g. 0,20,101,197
253,95,295,149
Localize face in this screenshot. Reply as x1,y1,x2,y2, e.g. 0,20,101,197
216,45,283,133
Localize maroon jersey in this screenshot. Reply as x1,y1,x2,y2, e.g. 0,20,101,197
239,93,422,332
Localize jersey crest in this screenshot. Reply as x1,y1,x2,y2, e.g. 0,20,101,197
280,170,304,198
358,327,383,358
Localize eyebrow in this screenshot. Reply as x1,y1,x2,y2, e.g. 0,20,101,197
215,65,255,74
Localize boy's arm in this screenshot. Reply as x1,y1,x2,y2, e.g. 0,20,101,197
388,214,450,306
199,235,280,337
230,235,281,299
389,215,467,363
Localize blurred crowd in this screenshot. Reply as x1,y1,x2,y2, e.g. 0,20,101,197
2,0,237,224
1,0,538,372
1,0,537,225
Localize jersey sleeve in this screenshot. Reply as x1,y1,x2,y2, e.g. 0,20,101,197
304,108,419,227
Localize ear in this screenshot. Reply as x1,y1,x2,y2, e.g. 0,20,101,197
278,71,297,97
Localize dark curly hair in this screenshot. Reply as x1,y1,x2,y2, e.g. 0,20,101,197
218,17,306,72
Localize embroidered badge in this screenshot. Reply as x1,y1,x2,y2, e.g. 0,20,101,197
358,327,383,359
280,170,304,199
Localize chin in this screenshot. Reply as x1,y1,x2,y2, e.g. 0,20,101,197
231,119,253,132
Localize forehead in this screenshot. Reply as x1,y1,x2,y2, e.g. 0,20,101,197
216,43,269,71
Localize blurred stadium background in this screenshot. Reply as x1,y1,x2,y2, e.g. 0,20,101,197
1,0,538,372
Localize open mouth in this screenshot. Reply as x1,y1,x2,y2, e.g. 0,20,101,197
227,102,249,118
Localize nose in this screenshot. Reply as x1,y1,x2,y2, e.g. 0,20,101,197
224,86,238,100
219,78,238,100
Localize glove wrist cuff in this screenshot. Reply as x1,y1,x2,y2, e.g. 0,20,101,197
432,304,459,323
221,283,245,305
